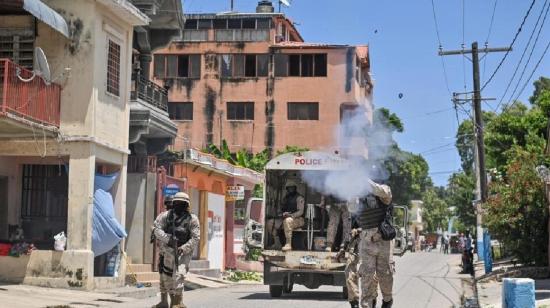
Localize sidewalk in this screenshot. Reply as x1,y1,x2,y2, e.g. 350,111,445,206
0,273,234,308
475,260,550,308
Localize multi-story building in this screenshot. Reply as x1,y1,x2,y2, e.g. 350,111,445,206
152,0,373,155
0,0,148,289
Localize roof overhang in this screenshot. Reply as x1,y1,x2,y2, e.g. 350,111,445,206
0,0,70,38
97,0,150,26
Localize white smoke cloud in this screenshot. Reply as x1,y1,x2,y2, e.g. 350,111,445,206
300,98,396,208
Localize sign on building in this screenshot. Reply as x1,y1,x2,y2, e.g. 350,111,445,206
163,184,180,196
226,185,245,201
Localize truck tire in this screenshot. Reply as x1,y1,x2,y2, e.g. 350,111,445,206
269,285,283,298
342,286,348,299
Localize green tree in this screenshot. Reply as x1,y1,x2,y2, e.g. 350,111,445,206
485,150,548,265
422,188,450,233
385,148,432,206
446,172,476,230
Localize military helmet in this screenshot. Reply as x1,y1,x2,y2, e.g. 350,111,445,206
172,192,190,208
285,178,300,188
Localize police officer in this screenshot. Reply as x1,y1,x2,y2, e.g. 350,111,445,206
265,179,305,252
343,214,377,308
320,194,351,252
152,192,200,308
358,178,394,308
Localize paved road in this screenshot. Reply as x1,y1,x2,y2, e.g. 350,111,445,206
0,252,471,308
121,251,471,308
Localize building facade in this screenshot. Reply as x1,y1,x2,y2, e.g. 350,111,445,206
152,1,373,155
0,0,148,289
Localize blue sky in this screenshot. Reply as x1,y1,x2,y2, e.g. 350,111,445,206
184,0,550,186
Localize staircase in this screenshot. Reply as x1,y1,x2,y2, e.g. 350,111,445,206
126,263,159,287
189,260,221,278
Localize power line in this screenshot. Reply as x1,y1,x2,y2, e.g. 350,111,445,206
512,38,550,103
507,2,550,106
496,0,550,112
430,0,452,95
462,0,468,91
481,0,537,91
485,0,499,44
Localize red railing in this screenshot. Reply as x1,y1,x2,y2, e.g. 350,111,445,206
0,58,61,127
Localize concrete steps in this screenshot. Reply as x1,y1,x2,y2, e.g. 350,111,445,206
188,260,221,278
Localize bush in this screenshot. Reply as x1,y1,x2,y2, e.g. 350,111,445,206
484,151,548,266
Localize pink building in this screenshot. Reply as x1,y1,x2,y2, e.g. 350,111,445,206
152,1,373,155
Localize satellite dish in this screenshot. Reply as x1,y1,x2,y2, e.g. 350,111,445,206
34,47,51,83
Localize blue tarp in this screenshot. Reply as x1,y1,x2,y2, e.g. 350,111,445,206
92,172,127,256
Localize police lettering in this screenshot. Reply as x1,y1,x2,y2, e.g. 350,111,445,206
294,158,322,165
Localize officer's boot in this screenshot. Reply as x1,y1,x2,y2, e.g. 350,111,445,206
269,236,282,250
325,242,333,252
152,292,168,308
282,232,292,251
381,299,393,308
348,300,359,308
170,293,186,308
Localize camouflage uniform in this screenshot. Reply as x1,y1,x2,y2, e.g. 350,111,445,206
266,193,305,251
152,209,200,305
358,180,394,308
325,198,351,250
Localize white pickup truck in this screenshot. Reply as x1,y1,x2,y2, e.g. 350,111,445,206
261,151,408,298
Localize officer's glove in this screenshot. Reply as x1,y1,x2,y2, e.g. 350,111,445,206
351,228,359,238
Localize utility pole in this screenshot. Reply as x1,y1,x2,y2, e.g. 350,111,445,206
231,0,234,11
440,42,511,263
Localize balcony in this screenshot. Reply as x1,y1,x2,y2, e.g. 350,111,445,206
129,71,177,156
128,155,157,173
0,58,60,137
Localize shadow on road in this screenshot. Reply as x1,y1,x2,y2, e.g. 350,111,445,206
239,291,343,301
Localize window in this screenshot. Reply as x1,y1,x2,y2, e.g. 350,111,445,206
257,19,271,29
219,54,269,78
0,34,35,69
154,54,201,78
184,19,198,29
274,54,328,77
227,102,254,120
228,19,242,29
21,165,68,220
107,40,121,96
213,19,227,29
242,19,256,29
288,102,319,120
198,19,212,29
169,102,193,120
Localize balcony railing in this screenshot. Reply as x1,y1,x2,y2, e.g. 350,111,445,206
0,58,61,127
128,155,157,173
131,72,168,112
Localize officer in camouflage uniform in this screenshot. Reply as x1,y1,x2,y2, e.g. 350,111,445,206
152,192,200,308
343,214,377,308
320,194,351,252
265,179,305,252
358,179,394,308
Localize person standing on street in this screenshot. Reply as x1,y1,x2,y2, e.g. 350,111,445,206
358,178,394,308
151,192,200,308
444,234,450,254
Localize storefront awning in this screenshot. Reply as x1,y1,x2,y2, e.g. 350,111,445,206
20,0,69,38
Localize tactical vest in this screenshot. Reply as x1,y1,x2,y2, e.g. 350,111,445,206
164,210,192,246
358,194,388,229
282,193,299,213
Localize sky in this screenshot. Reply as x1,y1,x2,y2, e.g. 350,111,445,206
183,0,550,186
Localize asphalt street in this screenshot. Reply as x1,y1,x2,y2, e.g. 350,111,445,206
122,251,471,308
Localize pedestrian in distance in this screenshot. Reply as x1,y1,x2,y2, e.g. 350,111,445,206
151,192,200,308
357,177,394,308
440,235,445,253
444,234,450,254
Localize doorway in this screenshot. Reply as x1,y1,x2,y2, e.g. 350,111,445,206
0,176,7,239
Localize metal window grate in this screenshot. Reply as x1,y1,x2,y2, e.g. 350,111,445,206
21,164,68,219
107,40,121,96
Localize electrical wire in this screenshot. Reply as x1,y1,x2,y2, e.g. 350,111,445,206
481,0,537,91
495,0,549,112
462,0,468,92
483,0,498,82
430,0,453,95
512,38,550,104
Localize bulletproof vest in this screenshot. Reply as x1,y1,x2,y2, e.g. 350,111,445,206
164,210,192,246
282,192,299,213
358,194,388,229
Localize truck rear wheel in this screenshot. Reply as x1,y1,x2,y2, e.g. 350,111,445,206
269,285,283,298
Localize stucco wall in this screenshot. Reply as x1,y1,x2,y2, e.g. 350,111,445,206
152,41,371,154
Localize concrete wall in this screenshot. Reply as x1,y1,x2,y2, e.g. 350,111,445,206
153,41,371,154
125,172,156,264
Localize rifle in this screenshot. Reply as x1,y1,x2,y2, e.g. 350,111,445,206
336,228,362,262
171,210,179,278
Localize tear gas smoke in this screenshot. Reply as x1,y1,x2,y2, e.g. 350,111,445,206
300,99,396,210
